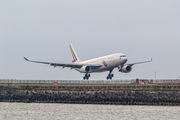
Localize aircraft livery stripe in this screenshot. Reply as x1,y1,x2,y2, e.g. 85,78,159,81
70,46,77,63
72,50,77,61
103,61,107,67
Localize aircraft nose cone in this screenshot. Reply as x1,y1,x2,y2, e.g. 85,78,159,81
123,58,127,63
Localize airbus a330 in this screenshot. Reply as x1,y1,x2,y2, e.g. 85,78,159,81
24,44,152,80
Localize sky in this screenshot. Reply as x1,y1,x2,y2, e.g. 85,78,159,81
0,0,180,80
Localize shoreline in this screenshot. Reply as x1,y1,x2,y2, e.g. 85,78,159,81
0,102,180,107
0,85,180,106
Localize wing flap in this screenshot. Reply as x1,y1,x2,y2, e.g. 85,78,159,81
50,63,82,68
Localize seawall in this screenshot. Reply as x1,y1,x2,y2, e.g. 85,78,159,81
0,85,180,106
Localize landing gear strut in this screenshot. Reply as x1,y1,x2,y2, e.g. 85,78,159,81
107,69,114,80
83,73,90,80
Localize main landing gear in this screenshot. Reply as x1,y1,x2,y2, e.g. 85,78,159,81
107,69,114,80
83,73,90,80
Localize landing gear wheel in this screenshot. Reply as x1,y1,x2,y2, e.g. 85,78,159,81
108,74,112,80
83,74,90,80
107,71,114,80
111,74,114,77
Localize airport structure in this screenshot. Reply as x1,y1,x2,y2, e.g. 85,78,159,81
0,79,180,106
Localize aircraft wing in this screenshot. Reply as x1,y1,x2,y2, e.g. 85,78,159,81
126,57,152,66
24,57,102,69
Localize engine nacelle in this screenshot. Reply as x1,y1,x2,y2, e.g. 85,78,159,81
119,65,132,73
79,65,91,73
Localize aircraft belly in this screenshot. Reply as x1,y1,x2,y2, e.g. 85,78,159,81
91,65,114,73
91,67,108,73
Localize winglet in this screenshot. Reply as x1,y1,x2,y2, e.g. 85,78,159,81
24,57,29,61
150,57,153,61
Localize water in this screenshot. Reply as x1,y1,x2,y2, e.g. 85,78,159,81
0,103,180,120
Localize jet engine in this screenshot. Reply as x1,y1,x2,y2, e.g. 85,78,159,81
79,65,91,73
118,65,132,73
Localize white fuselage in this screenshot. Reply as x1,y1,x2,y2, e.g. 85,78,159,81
75,53,127,73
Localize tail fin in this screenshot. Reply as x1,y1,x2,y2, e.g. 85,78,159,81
69,44,81,63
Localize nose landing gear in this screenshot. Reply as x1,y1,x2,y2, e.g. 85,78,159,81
107,69,114,80
83,73,90,80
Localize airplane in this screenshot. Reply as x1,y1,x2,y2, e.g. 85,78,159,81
24,44,152,80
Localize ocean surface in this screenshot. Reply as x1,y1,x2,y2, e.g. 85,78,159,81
0,103,180,120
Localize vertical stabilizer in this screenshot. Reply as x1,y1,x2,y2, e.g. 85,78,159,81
69,44,81,63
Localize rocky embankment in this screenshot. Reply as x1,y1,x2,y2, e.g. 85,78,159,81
0,86,180,105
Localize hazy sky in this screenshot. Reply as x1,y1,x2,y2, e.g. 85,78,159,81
0,0,180,80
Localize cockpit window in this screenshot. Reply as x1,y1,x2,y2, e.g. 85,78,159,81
120,55,126,57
